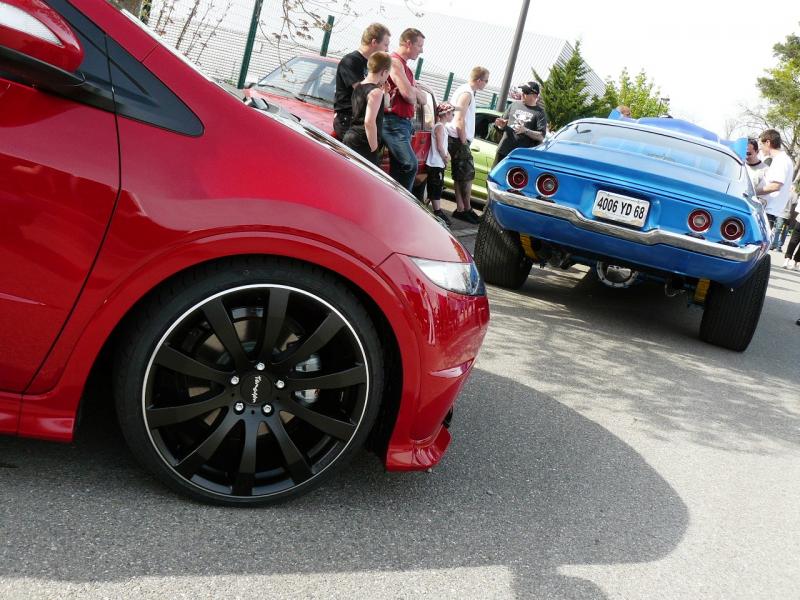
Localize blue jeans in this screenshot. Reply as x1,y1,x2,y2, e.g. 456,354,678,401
771,217,786,250
382,114,417,192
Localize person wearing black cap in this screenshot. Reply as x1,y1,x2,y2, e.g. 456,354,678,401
492,81,547,167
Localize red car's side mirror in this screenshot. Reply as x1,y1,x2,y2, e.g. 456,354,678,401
0,0,83,73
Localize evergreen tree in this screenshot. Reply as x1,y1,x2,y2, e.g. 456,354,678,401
534,41,601,130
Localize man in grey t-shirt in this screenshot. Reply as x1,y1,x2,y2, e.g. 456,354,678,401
493,81,547,167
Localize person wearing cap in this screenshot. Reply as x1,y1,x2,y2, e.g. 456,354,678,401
425,102,455,226
445,66,490,224
493,81,547,167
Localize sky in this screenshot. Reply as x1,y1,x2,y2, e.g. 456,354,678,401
386,0,798,137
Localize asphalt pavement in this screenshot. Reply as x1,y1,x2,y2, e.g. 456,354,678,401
1,218,799,599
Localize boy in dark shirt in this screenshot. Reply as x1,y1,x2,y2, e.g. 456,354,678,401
333,23,391,139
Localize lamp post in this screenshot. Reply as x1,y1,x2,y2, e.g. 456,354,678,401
497,0,530,110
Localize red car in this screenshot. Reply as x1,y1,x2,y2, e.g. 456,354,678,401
0,0,489,505
244,55,435,194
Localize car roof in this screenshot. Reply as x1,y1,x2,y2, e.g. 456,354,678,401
294,53,339,65
567,118,742,163
279,55,436,96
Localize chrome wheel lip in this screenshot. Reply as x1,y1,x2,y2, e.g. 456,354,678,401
140,283,370,500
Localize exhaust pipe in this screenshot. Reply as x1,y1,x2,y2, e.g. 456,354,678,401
664,277,686,297
595,262,639,288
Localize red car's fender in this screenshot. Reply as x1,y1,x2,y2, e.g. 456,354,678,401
20,229,423,441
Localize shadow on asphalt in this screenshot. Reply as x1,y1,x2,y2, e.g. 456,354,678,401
482,264,800,454
0,367,688,599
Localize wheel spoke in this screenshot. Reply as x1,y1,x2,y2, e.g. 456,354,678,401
175,411,239,478
154,345,231,384
281,397,356,441
202,298,250,371
232,418,260,496
272,312,346,371
285,364,366,392
258,288,290,363
146,391,228,429
267,417,312,483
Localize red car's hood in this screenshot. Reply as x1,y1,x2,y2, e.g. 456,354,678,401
245,88,334,135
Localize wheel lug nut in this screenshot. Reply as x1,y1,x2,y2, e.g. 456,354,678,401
230,375,240,385
255,362,265,371
275,380,285,389
262,404,273,416
233,402,245,414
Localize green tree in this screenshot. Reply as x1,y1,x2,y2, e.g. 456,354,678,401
593,78,620,117
533,41,603,130
755,27,800,174
600,68,668,118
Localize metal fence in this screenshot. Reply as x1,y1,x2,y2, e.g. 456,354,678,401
142,0,603,109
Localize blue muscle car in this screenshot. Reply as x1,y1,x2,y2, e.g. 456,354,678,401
474,116,771,351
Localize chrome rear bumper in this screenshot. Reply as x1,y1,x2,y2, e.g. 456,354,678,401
489,182,761,263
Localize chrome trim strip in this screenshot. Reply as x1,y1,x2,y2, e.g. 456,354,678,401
488,181,760,262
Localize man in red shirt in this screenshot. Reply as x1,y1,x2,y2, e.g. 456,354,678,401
383,28,426,192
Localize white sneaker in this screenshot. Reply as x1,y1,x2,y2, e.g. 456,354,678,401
783,258,791,268
795,262,800,271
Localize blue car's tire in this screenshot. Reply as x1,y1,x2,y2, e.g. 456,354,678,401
699,254,770,351
474,208,532,289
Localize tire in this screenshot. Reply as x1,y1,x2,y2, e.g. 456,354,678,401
114,257,384,506
699,254,770,351
473,207,532,288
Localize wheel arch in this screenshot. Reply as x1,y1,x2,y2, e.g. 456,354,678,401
19,234,416,446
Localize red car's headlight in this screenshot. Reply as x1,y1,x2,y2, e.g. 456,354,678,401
410,258,485,296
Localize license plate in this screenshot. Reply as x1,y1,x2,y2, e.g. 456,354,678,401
592,191,650,228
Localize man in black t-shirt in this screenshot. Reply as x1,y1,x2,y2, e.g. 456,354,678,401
492,81,547,166
333,23,391,139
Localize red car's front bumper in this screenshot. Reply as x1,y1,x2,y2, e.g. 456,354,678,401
377,253,490,471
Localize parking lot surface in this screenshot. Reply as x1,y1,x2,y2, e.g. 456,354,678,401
2,213,799,599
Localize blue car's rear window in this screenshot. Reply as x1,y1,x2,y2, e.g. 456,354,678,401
556,122,739,178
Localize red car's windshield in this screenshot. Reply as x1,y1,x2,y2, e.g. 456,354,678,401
256,57,336,107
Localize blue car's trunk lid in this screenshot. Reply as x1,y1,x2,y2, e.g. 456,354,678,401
523,141,744,211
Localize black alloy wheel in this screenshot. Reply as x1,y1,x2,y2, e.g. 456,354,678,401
115,259,383,505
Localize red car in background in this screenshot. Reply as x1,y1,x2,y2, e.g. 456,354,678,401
0,0,489,505
244,55,436,195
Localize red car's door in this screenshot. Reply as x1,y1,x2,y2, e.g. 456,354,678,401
0,3,119,402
